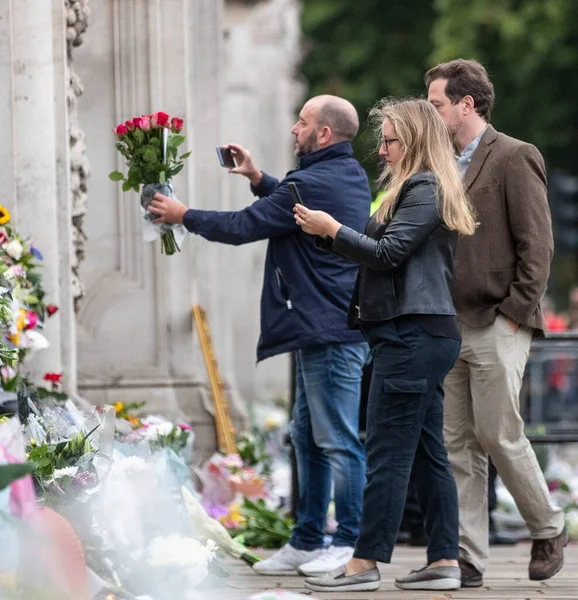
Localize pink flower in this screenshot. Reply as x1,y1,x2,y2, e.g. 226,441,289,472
170,117,184,132
24,311,38,330
46,304,59,317
0,228,8,245
114,123,128,136
132,117,144,129
125,119,135,131
140,115,151,131
178,423,193,431
548,480,562,492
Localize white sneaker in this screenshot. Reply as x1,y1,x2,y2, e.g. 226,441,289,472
252,544,325,576
298,545,355,576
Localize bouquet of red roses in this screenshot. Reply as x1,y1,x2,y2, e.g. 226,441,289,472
109,111,191,255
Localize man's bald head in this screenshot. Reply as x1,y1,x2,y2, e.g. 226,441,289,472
292,95,359,156
305,95,360,142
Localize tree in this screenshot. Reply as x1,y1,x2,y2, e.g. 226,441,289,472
300,0,436,186
432,0,578,175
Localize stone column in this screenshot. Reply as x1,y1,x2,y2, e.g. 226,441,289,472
0,0,71,382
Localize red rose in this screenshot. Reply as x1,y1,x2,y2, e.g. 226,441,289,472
114,124,128,136
125,120,135,130
43,373,63,383
46,304,59,317
132,117,144,129
170,117,184,132
0,228,8,246
156,112,170,127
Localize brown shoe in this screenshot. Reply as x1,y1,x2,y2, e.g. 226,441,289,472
458,558,483,588
529,527,568,581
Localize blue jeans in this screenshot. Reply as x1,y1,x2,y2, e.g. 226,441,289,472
289,342,369,550
354,317,460,564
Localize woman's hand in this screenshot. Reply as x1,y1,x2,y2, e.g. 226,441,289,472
149,193,188,224
294,204,342,238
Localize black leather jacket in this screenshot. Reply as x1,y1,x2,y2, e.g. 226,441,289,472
319,171,458,327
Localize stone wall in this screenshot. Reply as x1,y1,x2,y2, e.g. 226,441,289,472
71,0,302,455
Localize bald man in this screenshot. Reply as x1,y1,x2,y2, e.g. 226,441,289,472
151,96,372,576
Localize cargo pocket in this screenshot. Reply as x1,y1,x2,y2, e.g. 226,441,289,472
380,377,427,429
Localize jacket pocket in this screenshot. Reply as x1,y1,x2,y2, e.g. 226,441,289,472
275,268,293,310
485,268,515,302
379,377,427,429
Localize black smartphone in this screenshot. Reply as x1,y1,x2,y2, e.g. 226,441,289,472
216,146,236,169
288,182,305,206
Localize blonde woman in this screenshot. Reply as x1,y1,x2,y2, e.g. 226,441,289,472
294,98,476,593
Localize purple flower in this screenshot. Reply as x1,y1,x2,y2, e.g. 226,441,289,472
71,471,98,489
548,480,561,492
30,245,43,260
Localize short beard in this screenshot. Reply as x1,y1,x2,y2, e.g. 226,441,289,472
294,129,318,157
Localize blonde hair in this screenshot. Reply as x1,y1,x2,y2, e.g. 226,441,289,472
371,98,477,235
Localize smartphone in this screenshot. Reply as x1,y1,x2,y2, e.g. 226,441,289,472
288,182,305,206
216,146,236,169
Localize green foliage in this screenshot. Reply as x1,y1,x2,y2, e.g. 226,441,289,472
26,426,98,484
233,498,294,549
432,0,578,175
149,425,190,457
108,129,190,193
0,462,36,491
300,0,436,185
235,431,272,478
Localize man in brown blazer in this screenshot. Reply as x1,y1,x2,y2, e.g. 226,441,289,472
426,59,566,587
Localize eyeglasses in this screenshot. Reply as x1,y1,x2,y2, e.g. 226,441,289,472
381,137,400,150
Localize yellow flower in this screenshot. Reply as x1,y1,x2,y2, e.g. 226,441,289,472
16,308,26,332
0,205,11,225
7,332,19,347
29,439,36,446
222,503,246,527
114,402,125,414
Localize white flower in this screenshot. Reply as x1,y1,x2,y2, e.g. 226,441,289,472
141,422,175,441
25,330,50,351
113,455,149,475
147,534,215,588
5,240,23,261
53,466,78,479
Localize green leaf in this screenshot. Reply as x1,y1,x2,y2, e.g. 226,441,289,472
168,164,184,177
108,171,125,181
169,135,186,148
0,463,36,491
132,183,140,193
133,129,145,143
122,180,133,192
143,148,158,163
179,151,192,160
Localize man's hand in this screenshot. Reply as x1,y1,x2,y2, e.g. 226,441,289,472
294,204,341,238
149,193,188,224
227,143,262,187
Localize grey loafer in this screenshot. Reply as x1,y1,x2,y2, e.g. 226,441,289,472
395,565,461,590
304,565,381,592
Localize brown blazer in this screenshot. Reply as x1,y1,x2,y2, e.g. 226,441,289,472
453,125,553,335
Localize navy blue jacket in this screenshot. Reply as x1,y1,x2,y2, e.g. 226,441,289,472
182,141,371,361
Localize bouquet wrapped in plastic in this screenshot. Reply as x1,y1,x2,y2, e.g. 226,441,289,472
109,112,190,255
